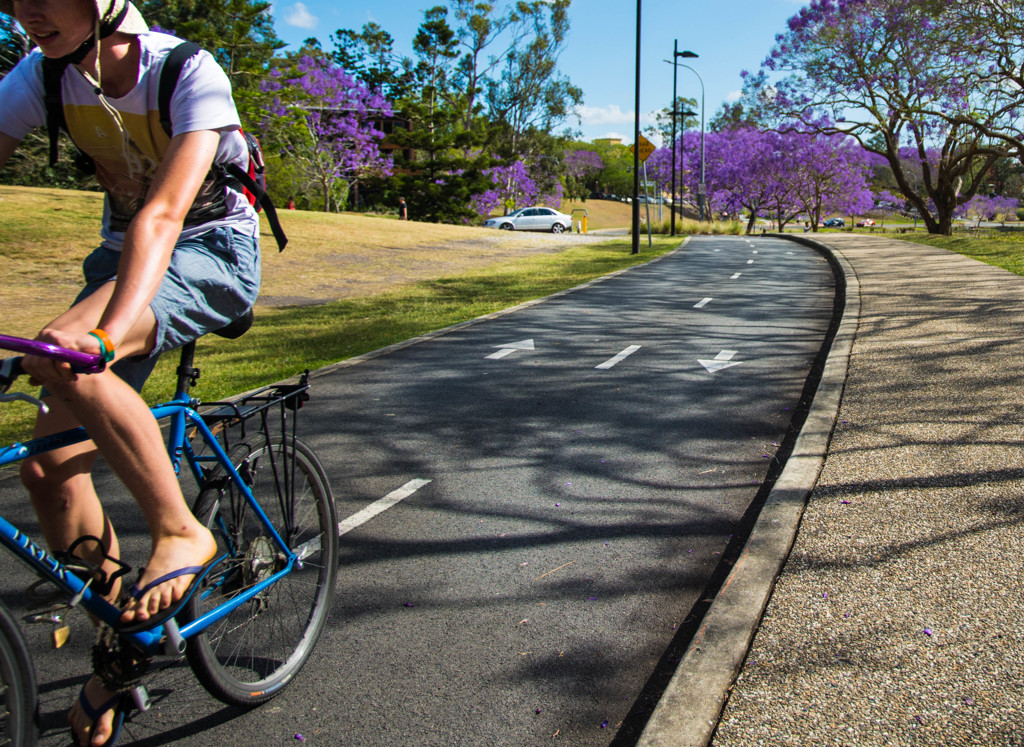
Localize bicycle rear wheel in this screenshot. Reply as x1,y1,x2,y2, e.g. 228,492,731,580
185,437,338,707
0,600,37,746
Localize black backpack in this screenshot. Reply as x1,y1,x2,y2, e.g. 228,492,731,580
42,41,287,251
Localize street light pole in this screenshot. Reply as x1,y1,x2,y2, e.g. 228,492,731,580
670,41,679,237
631,0,642,254
675,61,706,222
669,44,698,235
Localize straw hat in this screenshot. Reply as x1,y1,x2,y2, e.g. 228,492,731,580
0,0,148,35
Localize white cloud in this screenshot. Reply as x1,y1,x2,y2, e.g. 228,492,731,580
283,2,318,30
575,104,658,129
725,90,742,103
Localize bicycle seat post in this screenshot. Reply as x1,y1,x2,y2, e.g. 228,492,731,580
175,341,200,401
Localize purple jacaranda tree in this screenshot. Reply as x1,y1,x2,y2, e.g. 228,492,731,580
935,0,1024,158
263,54,393,212
958,195,1021,227
650,125,873,232
470,160,539,216
647,130,704,216
707,127,785,233
742,0,1018,234
790,130,874,229
563,149,603,199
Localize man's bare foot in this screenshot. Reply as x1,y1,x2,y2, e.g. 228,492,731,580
119,529,217,625
68,675,121,747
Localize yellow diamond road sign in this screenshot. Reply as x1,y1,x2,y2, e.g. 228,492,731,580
630,134,656,162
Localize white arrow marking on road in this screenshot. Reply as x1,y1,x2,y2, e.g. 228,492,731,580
486,339,535,359
730,273,742,280
694,297,713,309
698,350,741,373
596,345,642,369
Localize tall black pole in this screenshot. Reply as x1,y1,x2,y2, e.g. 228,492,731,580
631,0,641,255
670,40,678,237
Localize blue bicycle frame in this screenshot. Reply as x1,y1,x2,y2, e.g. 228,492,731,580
0,381,299,657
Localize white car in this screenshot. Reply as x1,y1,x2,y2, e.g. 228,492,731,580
483,206,573,233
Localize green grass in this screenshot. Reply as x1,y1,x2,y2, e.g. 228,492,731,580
886,231,1024,277
0,235,681,443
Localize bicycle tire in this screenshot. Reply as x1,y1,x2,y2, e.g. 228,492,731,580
184,437,338,707
0,600,37,746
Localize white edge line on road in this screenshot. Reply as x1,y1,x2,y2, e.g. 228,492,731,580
338,478,432,536
596,345,642,370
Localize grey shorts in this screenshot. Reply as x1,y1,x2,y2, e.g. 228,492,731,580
74,226,261,391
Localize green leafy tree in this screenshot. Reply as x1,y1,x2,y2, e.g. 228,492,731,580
138,0,283,81
1,12,27,77
646,96,698,144
708,101,760,133
331,22,410,99
410,6,460,120
387,99,494,223
483,0,581,158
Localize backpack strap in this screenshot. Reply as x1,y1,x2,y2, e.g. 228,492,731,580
224,162,289,251
158,41,287,252
157,41,201,137
42,57,72,167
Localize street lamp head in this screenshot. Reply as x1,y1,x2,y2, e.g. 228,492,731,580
677,50,698,59
674,109,698,118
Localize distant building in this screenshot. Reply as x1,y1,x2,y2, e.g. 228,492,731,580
375,114,414,164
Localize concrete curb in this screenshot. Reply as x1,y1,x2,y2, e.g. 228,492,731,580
636,236,860,746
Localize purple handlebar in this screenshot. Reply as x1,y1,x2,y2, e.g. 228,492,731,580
0,334,106,373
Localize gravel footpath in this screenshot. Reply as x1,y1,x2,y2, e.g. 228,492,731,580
712,234,1024,746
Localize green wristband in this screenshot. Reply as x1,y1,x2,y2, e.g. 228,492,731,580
87,330,116,363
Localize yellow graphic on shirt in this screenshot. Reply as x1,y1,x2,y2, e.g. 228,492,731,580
63,105,171,231
62,103,225,233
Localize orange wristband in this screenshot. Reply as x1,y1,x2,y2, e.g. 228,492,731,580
87,328,116,363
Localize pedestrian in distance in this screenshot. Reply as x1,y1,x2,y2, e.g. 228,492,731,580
0,1,261,744
398,196,408,220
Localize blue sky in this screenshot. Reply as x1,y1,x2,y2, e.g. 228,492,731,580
269,0,806,145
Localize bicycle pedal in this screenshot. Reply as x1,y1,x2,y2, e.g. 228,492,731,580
52,624,70,649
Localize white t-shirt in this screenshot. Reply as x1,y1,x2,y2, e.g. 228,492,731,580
0,32,258,250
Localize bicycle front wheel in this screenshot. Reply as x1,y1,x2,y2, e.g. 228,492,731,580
185,438,338,707
0,599,37,746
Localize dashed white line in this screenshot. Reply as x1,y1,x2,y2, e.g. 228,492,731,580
694,297,713,309
746,259,754,265
730,273,742,280
596,345,642,370
338,479,432,536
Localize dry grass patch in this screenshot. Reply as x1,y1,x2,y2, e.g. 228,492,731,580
0,186,613,335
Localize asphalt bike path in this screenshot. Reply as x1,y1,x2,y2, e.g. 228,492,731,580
0,235,835,745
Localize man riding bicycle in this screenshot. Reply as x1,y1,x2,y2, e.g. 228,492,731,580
0,1,261,743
